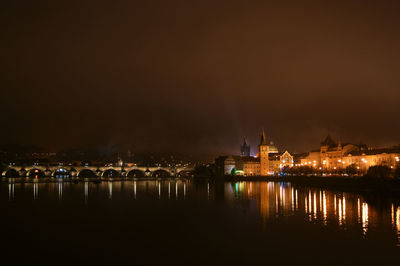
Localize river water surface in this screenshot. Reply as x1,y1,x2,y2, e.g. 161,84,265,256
1,180,399,265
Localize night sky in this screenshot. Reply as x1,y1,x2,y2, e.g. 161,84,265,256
1,0,400,157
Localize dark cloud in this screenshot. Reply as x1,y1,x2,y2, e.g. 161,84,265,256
1,0,400,157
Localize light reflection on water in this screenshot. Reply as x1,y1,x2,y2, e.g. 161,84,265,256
2,180,400,247
224,181,400,247
234,182,360,225
392,204,400,247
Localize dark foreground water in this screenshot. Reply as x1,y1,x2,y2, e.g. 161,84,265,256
1,180,399,265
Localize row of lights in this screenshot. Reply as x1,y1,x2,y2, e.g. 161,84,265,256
295,155,400,169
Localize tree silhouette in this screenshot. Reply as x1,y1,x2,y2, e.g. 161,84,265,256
345,164,358,176
366,165,392,179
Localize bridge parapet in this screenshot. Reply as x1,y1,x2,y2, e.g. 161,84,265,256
2,164,195,178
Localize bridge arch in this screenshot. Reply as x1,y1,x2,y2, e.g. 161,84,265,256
19,168,27,177
69,168,77,177
102,169,120,178
54,168,70,178
177,170,194,178
78,169,97,178
127,169,145,178
152,169,170,178
3,168,20,177
44,169,53,177
28,168,45,178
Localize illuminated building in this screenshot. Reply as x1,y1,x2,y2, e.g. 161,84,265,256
299,135,400,172
216,133,400,176
224,155,237,175
259,130,269,176
214,130,294,176
243,157,261,176
269,151,294,175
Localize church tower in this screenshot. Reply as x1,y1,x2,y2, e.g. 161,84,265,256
259,129,269,176
240,137,250,157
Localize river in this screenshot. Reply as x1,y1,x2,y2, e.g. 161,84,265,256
1,180,399,265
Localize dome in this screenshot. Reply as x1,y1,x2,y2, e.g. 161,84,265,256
268,141,279,154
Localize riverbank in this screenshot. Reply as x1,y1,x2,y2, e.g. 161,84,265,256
220,175,400,196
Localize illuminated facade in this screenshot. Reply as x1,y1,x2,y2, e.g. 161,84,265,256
215,130,294,176
216,134,399,176
243,157,261,176
259,130,269,176
223,155,236,175
298,135,400,172
269,151,294,174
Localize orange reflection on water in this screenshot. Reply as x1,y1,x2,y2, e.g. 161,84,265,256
6,180,400,246
397,207,400,246
313,192,317,220
228,181,377,239
334,194,337,216
322,191,327,225
343,195,346,224
392,204,400,246
358,198,361,223
362,202,369,237
338,197,343,226
291,187,295,212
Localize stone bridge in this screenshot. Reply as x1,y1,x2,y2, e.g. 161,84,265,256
1,164,195,178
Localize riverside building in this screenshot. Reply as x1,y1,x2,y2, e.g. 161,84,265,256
298,135,400,173
215,130,294,176
215,133,400,177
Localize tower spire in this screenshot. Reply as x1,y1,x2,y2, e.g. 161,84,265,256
260,128,267,145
